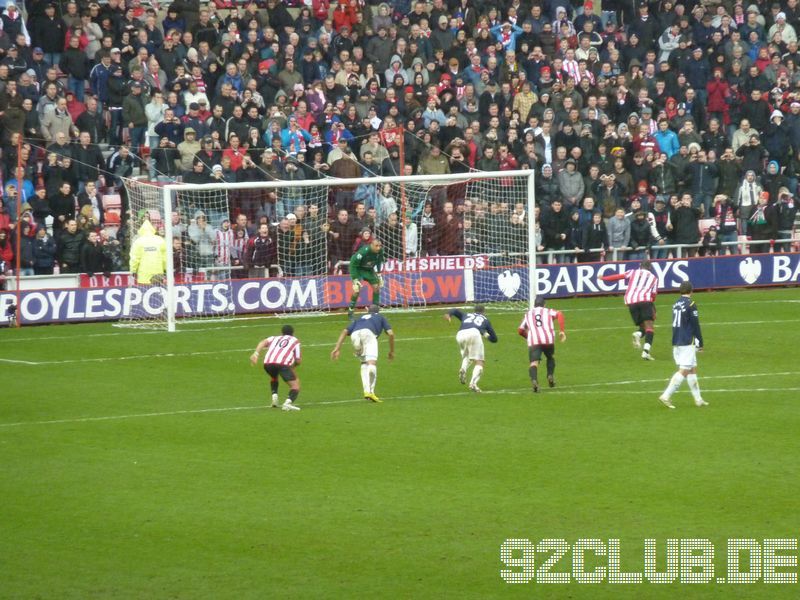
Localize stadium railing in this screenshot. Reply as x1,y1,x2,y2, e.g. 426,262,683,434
536,238,797,264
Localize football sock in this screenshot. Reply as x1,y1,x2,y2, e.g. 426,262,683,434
288,389,299,402
644,329,654,348
371,288,380,305
529,365,538,381
686,374,702,401
367,364,377,393
348,291,359,310
270,378,279,394
643,343,652,353
663,372,685,399
360,363,370,393
460,357,470,373
546,357,555,377
470,365,483,387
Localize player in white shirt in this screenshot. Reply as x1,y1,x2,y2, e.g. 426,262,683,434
444,305,498,392
250,325,302,411
518,297,567,392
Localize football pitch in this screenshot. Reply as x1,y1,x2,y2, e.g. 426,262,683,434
2,288,799,598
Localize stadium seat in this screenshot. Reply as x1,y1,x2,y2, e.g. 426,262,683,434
698,219,716,235
102,194,122,210
104,211,121,226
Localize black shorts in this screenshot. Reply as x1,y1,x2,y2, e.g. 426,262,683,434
628,302,656,326
264,363,296,382
529,345,555,361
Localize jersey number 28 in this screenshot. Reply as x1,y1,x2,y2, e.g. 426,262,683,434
464,314,486,327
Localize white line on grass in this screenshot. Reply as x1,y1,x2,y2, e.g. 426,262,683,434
558,371,798,390
4,294,798,343
2,317,798,366
1,381,797,429
0,335,447,365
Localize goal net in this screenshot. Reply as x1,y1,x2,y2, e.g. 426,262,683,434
119,170,535,331
118,178,237,330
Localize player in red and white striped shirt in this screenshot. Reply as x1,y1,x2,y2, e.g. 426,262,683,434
518,297,567,393
599,259,659,360
250,325,303,411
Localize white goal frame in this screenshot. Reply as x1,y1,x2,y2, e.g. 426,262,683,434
159,169,537,332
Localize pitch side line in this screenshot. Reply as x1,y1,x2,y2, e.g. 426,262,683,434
1,380,798,429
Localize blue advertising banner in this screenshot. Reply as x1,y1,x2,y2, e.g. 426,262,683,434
474,254,800,302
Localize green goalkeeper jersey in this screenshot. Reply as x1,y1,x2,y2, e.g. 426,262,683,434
350,244,385,277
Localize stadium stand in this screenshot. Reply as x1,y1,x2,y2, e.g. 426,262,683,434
0,0,798,285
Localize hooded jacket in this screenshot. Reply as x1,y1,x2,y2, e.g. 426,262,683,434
384,55,408,86
129,220,166,284
177,129,202,171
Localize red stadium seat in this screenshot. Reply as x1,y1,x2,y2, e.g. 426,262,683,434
102,194,122,210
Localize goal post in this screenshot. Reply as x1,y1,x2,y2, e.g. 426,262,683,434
162,184,176,333
121,169,537,331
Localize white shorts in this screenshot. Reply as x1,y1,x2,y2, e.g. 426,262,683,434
673,345,697,369
351,329,378,362
456,328,484,361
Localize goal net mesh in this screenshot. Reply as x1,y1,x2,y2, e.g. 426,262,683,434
119,171,533,329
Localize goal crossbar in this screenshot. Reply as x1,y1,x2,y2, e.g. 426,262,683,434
160,169,536,192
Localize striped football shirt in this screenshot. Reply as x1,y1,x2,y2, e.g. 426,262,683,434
262,335,301,366
623,268,658,305
520,307,559,346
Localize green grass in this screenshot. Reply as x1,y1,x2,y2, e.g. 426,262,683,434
2,288,800,598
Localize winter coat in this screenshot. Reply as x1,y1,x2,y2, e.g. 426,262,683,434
557,169,585,204
71,143,105,183
706,79,730,115
776,200,798,231
541,208,571,249
80,241,108,274
629,216,653,249
122,92,147,127
57,229,85,268
581,221,608,254
607,216,631,248
670,205,701,244
59,48,90,80
41,109,73,143
31,16,65,54
535,175,561,208
33,235,56,269
763,124,791,164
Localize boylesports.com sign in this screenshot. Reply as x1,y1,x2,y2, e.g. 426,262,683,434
1,254,799,325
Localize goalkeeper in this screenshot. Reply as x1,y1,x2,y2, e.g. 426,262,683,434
347,238,385,320
129,219,167,284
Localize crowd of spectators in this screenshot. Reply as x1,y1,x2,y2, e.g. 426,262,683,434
1,0,800,282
